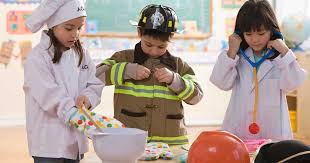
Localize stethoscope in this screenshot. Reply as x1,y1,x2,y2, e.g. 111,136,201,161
236,30,283,134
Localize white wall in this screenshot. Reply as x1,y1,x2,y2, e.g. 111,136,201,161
0,3,41,44
275,0,310,20
0,1,233,126
0,61,231,126
1,0,300,126
0,3,40,125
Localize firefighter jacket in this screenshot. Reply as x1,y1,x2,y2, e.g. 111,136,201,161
96,42,203,144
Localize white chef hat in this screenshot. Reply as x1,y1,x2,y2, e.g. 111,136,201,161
26,0,87,33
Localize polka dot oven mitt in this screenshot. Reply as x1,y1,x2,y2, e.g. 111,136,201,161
139,142,174,161
68,108,125,135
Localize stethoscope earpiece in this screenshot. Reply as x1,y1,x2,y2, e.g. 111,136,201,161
272,30,284,40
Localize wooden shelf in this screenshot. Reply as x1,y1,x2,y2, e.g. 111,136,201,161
287,90,297,97
289,53,310,137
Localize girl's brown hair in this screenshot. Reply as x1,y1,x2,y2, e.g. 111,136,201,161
47,29,84,66
235,0,281,52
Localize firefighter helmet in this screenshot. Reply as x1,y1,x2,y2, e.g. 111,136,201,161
137,4,178,33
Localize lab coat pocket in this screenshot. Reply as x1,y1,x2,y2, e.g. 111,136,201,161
260,79,280,107
259,79,282,138
39,124,64,151
262,108,282,139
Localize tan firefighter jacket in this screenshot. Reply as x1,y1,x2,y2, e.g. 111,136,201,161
96,46,203,145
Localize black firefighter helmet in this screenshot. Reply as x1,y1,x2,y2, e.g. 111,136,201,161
255,140,310,163
137,4,178,33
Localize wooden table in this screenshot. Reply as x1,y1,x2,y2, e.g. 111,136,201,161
81,145,188,163
80,126,259,163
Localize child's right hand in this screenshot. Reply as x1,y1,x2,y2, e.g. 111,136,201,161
125,63,151,80
135,65,151,80
227,33,242,59
76,95,91,110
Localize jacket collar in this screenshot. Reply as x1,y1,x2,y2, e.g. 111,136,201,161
38,30,54,57
133,42,177,70
133,42,149,64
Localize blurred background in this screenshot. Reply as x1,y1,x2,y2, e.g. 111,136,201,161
0,0,310,162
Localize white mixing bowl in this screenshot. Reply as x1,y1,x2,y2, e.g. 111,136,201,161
91,128,147,163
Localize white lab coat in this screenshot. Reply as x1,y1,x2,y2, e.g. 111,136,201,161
210,48,307,140
23,31,104,159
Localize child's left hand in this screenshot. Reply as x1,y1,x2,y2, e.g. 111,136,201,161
153,68,174,84
76,95,91,110
267,39,289,56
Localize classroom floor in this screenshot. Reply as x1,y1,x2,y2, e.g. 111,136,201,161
0,125,221,163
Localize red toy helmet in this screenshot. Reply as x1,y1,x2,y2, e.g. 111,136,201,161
187,130,250,163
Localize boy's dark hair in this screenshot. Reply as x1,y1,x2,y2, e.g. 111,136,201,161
138,27,174,42
235,0,281,54
47,29,84,66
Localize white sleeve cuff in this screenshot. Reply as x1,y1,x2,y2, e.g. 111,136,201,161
274,49,296,69
124,63,138,80
168,73,185,93
220,50,240,69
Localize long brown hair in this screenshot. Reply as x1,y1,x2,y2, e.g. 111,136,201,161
47,29,84,66
235,0,281,55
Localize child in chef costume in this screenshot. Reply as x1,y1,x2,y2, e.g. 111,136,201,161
24,0,123,162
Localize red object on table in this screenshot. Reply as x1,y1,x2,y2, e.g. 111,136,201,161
187,130,250,163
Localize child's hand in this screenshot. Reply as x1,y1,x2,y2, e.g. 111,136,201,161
65,107,125,136
135,65,151,80
76,95,91,109
267,39,289,56
227,33,242,59
153,68,174,84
